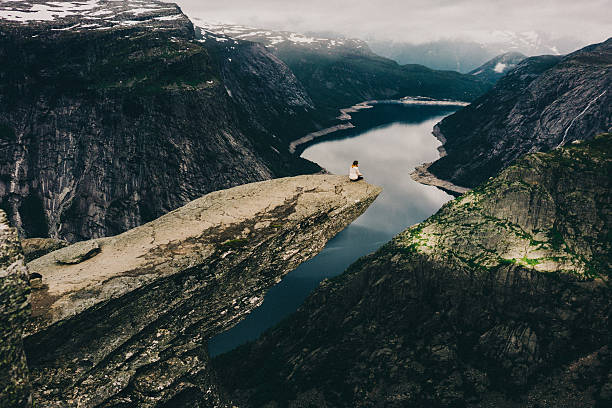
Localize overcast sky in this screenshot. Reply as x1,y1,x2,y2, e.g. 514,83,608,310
172,0,610,46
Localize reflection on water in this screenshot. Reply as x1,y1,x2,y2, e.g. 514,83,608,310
209,104,458,356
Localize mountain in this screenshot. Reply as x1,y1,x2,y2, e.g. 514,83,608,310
198,22,373,56
0,1,320,242
198,23,492,120
468,51,526,83
368,33,582,73
215,134,612,407
427,38,612,188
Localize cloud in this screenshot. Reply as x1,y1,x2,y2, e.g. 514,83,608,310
173,0,610,46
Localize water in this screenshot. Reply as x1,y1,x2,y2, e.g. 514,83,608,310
209,103,459,356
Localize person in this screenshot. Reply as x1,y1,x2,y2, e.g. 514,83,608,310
349,160,363,181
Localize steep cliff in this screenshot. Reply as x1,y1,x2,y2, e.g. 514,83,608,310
21,175,381,407
0,0,320,242
428,38,611,188
216,135,611,407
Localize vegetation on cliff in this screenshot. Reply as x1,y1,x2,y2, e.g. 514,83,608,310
404,134,611,278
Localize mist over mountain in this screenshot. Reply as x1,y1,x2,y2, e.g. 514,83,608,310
174,1,607,42
367,33,579,73
468,52,526,83
173,0,606,73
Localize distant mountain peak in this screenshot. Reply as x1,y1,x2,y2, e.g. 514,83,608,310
469,51,527,83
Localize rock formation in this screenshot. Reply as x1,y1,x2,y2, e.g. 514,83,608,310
0,210,31,408
20,238,69,263
215,135,611,407
428,38,611,188
20,175,381,407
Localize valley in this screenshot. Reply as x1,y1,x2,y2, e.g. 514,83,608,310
0,1,610,407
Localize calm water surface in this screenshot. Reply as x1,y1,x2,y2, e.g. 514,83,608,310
209,104,458,356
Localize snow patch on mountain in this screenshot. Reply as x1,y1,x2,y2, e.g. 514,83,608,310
0,0,99,22
493,62,507,73
198,22,368,53
0,0,186,31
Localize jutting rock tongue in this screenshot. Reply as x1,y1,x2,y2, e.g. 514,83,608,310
23,175,381,407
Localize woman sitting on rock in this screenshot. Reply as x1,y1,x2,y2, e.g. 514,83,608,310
349,160,364,181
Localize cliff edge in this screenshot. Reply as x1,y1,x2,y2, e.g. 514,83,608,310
19,175,380,407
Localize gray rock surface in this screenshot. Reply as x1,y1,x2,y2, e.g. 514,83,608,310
428,38,611,187
53,240,100,265
23,175,381,407
0,210,32,408
20,238,69,263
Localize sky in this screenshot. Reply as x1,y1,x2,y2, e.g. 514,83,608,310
171,0,610,46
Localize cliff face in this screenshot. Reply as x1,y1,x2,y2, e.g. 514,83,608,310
216,136,611,407
0,211,31,408
428,38,611,188
21,175,381,407
0,0,319,242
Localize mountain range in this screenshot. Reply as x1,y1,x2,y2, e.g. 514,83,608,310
198,23,492,120
1,2,610,408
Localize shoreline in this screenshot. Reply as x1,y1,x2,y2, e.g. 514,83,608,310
412,114,472,196
290,96,472,197
410,162,471,196
288,96,470,154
